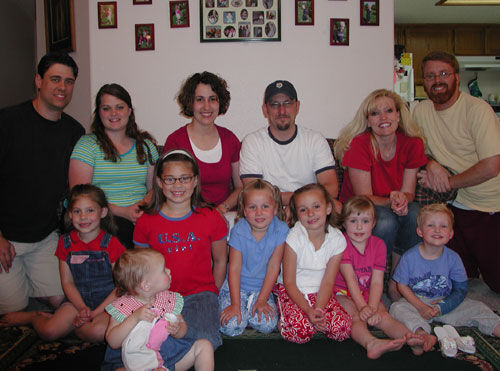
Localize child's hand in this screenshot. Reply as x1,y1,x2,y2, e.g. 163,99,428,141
359,305,375,322
220,304,242,325
366,312,381,326
418,304,440,320
430,300,442,317
251,300,275,323
167,315,183,337
132,304,157,323
73,306,91,328
308,308,326,331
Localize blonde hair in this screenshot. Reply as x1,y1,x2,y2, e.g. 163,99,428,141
236,179,284,223
113,249,164,296
334,89,425,165
289,183,339,231
417,203,454,228
340,196,377,225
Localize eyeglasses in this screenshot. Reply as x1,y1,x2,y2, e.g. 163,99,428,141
268,100,294,110
423,71,454,81
160,175,194,185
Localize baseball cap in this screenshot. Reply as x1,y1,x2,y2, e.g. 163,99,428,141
264,80,298,103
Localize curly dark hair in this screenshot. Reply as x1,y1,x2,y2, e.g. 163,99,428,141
177,71,231,117
91,83,157,164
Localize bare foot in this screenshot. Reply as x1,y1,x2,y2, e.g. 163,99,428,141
414,328,437,352
366,337,405,359
405,332,425,355
420,332,437,352
0,311,41,327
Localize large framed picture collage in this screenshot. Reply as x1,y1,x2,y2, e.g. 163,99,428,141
200,0,281,42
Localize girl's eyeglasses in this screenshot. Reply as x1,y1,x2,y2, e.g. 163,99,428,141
160,175,194,185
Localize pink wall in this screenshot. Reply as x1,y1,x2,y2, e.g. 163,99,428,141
37,0,394,140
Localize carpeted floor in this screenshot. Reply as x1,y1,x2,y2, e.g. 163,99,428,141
1,327,498,371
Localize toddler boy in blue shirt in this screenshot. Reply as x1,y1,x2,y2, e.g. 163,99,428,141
389,204,500,339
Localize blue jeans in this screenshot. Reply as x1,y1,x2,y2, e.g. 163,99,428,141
373,202,422,257
182,291,222,350
101,335,193,371
218,288,278,336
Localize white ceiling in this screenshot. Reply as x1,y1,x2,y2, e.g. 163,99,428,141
395,0,500,23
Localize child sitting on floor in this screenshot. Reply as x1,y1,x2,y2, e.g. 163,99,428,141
105,248,214,371
390,204,500,350
334,196,436,359
0,184,125,342
219,179,288,336
274,183,352,344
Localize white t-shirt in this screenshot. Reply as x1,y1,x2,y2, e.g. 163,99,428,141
188,136,222,163
239,125,335,192
282,222,346,294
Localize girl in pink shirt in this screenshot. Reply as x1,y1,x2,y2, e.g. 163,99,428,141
334,196,436,359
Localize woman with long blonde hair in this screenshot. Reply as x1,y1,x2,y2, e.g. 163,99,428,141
335,89,427,301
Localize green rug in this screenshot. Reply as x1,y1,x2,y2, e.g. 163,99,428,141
2,326,498,371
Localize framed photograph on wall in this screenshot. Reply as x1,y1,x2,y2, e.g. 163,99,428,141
295,0,313,26
170,1,190,28
98,2,117,29
135,23,155,51
44,0,75,52
330,18,349,46
133,0,152,4
360,0,379,26
200,0,281,42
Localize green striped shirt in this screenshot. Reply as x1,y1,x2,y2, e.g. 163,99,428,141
71,134,159,206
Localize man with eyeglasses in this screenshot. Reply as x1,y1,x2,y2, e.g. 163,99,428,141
239,80,341,215
413,51,500,294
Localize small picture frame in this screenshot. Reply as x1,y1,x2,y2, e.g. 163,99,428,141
330,18,349,46
295,0,313,26
169,1,190,28
360,0,379,26
135,23,155,51
133,0,152,4
98,2,117,29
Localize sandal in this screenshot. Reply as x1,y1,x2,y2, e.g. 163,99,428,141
434,326,457,357
443,324,476,354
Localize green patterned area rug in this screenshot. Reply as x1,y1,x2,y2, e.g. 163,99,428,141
1,326,498,370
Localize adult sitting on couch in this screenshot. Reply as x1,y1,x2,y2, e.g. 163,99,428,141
240,80,342,216
335,89,427,301
69,83,158,249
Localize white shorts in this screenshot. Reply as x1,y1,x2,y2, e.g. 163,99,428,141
0,231,63,314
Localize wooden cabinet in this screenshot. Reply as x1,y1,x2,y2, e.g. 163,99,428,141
485,25,500,55
400,25,453,84
396,24,500,84
454,26,485,55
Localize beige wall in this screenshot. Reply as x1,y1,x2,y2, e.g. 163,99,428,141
37,0,395,141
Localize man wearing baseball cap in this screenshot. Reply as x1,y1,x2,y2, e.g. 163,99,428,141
240,80,341,213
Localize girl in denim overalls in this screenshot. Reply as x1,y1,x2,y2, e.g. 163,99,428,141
0,184,125,341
